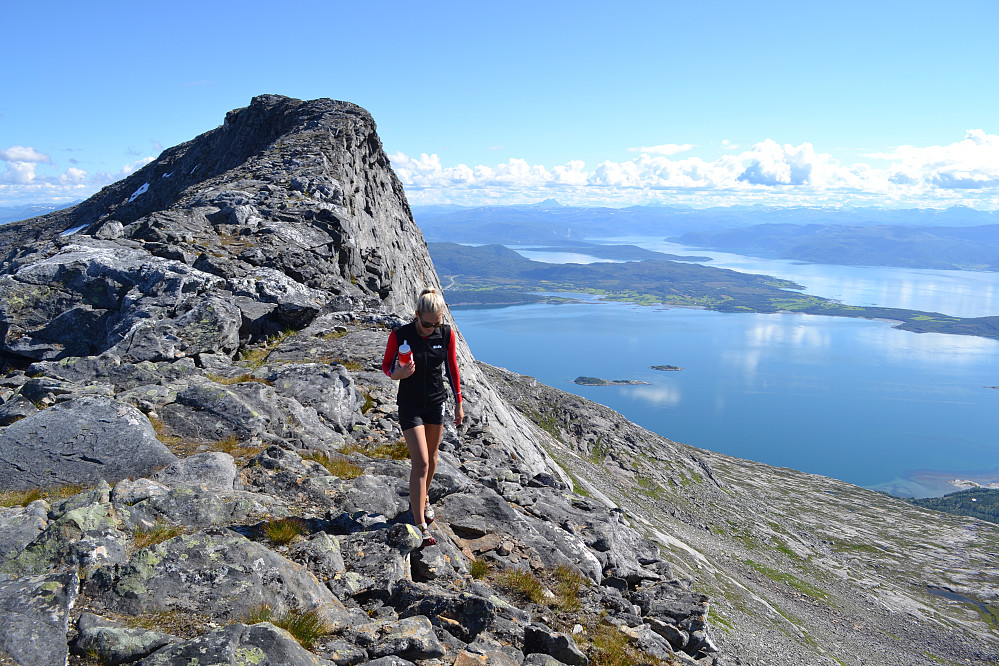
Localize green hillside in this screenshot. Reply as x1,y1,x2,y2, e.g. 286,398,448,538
908,488,999,524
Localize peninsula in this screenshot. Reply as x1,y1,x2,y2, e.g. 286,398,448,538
429,242,999,340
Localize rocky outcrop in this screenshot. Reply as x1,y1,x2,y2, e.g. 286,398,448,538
0,396,176,491
0,95,995,666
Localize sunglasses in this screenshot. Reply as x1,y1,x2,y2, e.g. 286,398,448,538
419,317,443,329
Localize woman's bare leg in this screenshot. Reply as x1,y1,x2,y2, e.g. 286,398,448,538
403,425,429,525
423,423,443,492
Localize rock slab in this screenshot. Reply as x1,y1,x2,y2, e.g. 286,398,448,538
0,396,177,491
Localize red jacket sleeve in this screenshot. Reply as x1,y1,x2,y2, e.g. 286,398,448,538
445,328,462,404
382,330,399,378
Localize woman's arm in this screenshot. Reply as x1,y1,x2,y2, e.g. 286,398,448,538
381,330,400,378
444,328,462,404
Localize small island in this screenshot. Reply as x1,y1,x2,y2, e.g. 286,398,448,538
651,365,683,371
574,376,651,386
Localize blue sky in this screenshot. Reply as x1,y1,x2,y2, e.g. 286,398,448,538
2,0,998,209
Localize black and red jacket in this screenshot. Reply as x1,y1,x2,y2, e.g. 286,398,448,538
382,322,462,408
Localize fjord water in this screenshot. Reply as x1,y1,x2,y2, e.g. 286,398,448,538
452,246,999,498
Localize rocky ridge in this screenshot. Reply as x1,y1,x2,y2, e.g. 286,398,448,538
0,95,995,666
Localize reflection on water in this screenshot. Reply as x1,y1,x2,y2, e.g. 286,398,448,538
517,250,623,264
856,323,999,364
624,385,682,407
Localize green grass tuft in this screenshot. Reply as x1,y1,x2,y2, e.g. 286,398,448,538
132,520,184,550
263,517,309,546
0,484,87,508
587,622,678,666
552,564,588,612
341,439,409,460
205,372,272,386
241,604,331,649
470,558,489,580
500,568,548,605
301,452,363,479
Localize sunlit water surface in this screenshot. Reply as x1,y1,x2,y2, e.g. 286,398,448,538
452,245,999,497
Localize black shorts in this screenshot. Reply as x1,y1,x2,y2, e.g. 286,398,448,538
398,402,446,431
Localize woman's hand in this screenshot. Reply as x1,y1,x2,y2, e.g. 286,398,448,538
454,402,464,427
391,360,415,380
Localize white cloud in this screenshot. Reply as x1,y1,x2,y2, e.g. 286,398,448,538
0,145,51,163
0,145,54,184
0,154,154,206
392,130,999,209
628,143,694,156
120,156,155,175
60,167,88,184
867,129,999,191
0,161,39,184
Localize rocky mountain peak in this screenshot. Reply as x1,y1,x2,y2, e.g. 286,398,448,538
1,94,432,320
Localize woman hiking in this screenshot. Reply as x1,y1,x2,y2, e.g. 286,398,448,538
381,288,464,547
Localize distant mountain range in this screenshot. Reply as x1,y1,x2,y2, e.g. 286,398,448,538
0,203,75,225
413,202,999,271
674,223,999,271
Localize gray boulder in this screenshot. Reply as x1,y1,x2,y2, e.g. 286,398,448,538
631,581,710,627
349,616,445,661
315,637,367,665
152,451,239,492
0,507,47,567
114,485,286,530
523,623,589,666
155,377,344,452
617,622,676,660
335,523,422,600
455,645,524,666
135,622,335,665
265,363,363,433
0,396,177,491
111,294,241,362
89,526,352,628
0,394,37,425
522,654,572,666
75,612,178,665
288,531,346,583
158,380,273,442
337,474,410,518
0,571,79,666
441,489,603,582
362,658,417,666
3,490,127,576
391,579,530,643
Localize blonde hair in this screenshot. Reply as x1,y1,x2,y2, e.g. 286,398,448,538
416,288,446,316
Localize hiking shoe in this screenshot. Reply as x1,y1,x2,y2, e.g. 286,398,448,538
424,499,435,524
420,523,436,548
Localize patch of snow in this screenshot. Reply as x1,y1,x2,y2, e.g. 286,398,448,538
162,172,173,178
190,165,199,174
59,224,89,237
128,183,150,202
